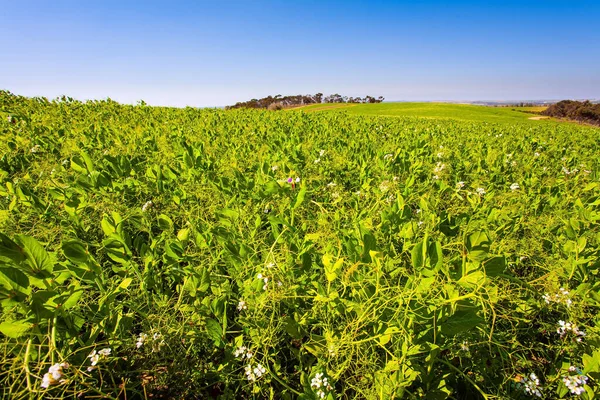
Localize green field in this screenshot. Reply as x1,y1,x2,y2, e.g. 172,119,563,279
1,92,599,399
295,102,551,124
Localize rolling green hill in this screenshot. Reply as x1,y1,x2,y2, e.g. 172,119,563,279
294,102,552,124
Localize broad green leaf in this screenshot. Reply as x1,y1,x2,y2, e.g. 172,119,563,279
15,235,54,273
158,214,174,231
0,320,33,338
62,240,89,264
0,233,25,264
205,318,223,347
483,256,505,276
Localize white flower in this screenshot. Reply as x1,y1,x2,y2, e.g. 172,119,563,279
460,341,469,352
436,152,443,158
266,262,275,268
98,348,111,357
88,350,99,366
519,373,542,397
383,153,393,160
61,159,69,166
30,144,41,153
379,180,390,193
510,183,520,191
257,273,263,279
327,182,337,187
295,177,300,183
476,187,486,196
319,149,326,157
234,345,247,358
244,363,266,381
557,320,585,339
543,287,572,307
271,165,278,172
562,372,588,395
456,181,465,189
136,333,148,348
142,200,153,212
237,300,247,311
41,362,69,387
314,158,321,163
534,152,540,157
433,162,445,175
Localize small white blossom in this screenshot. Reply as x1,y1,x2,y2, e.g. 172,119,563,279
234,345,253,359
311,372,333,399
271,165,278,172
456,181,465,189
534,152,540,157
244,363,266,381
41,363,69,388
383,153,393,160
518,373,542,397
237,300,247,311
257,273,263,279
136,333,148,348
433,162,445,176
314,158,321,163
476,187,486,196
142,200,153,212
98,348,111,357
557,320,585,339
562,370,588,395
327,182,337,187
319,149,325,157
510,183,520,191
543,287,572,307
30,144,41,153
295,177,301,183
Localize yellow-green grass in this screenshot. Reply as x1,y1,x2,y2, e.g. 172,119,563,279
295,102,554,124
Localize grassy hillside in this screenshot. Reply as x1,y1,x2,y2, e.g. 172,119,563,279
295,102,554,124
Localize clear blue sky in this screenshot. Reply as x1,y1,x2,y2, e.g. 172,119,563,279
1,0,599,107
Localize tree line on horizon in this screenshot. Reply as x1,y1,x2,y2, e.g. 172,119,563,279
542,100,600,126
225,93,384,110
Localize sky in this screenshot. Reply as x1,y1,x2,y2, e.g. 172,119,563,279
1,0,599,107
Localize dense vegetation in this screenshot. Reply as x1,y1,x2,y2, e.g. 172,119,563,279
226,93,384,110
0,90,599,399
542,101,600,126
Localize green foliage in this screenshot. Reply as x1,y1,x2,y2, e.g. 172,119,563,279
0,90,599,398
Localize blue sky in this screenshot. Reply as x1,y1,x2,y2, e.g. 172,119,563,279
1,1,599,107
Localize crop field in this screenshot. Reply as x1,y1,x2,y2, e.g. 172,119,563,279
0,92,599,399
296,103,551,124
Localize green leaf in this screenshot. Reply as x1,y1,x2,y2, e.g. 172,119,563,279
482,256,505,276
440,302,484,336
0,320,33,338
158,214,174,232
61,286,84,309
15,235,54,273
205,318,223,347
103,235,131,264
119,277,133,289
62,240,89,264
293,187,307,209
0,233,25,264
466,231,490,262
0,267,31,295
